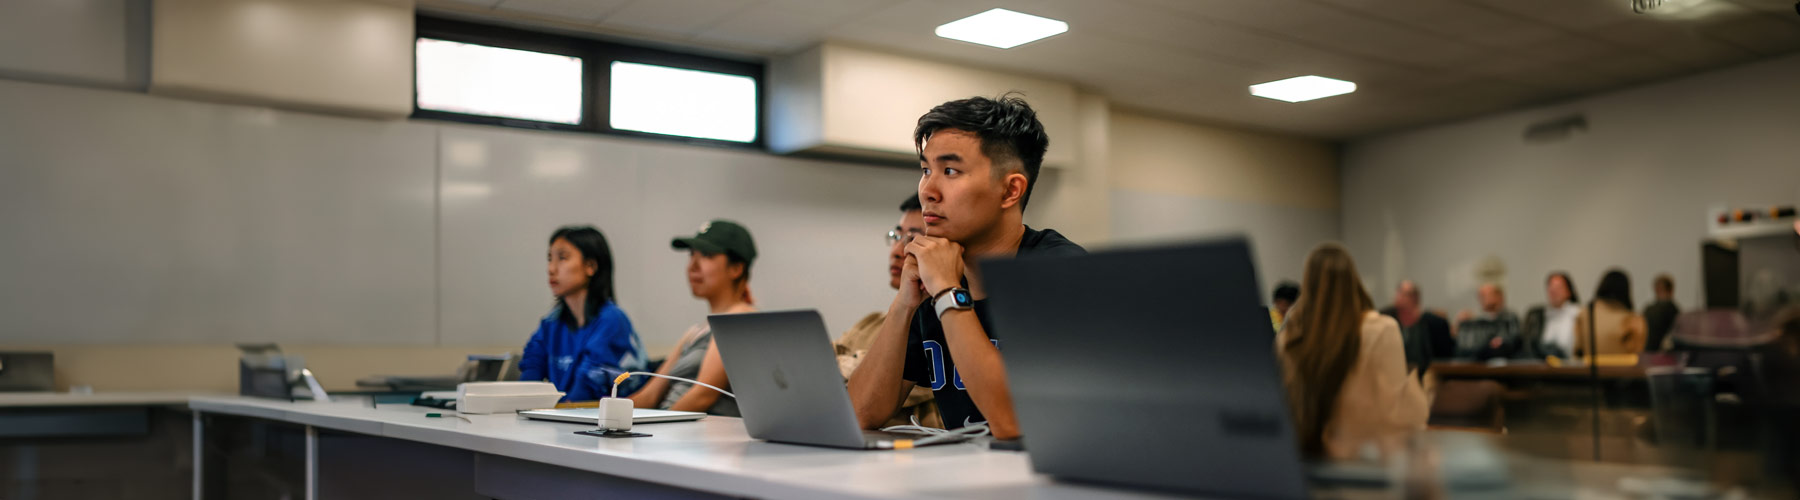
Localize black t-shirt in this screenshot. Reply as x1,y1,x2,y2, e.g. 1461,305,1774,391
901,226,1085,429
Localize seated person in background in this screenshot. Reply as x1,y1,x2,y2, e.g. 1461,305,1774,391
1643,274,1680,352
1270,280,1300,330
835,194,941,428
847,95,1085,440
519,226,649,402
629,220,759,416
1278,243,1428,459
1380,280,1452,374
1575,270,1648,362
1521,272,1581,360
1453,283,1523,360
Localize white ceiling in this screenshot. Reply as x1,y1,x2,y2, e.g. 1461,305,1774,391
422,0,1800,139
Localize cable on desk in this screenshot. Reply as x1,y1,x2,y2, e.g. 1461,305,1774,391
610,372,735,400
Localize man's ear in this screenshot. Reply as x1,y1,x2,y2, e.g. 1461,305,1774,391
999,170,1028,210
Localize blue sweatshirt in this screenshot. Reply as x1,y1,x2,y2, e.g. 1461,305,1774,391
518,301,648,402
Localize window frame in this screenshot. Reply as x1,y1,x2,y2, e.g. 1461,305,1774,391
413,16,766,149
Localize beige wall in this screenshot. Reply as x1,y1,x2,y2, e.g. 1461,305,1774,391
1025,92,1114,244
1111,111,1337,211
1106,110,1341,290
1341,53,1800,314
151,0,414,118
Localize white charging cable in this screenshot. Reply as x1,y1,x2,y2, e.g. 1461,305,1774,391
595,372,735,433
609,372,735,399
877,415,991,448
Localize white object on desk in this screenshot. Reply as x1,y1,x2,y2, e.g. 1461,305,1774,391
456,382,562,414
518,407,705,426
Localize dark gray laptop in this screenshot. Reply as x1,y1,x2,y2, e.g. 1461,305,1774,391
983,238,1310,499
708,310,969,450
0,352,55,392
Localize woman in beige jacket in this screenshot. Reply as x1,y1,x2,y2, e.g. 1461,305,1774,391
1278,243,1430,459
1574,269,1648,361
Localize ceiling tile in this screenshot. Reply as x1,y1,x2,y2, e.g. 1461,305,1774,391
433,0,501,8
496,0,632,22
1698,14,1800,55
1318,0,1568,49
694,0,890,55
1463,0,1640,31
1588,20,1760,70
1123,0,1486,69
597,0,761,38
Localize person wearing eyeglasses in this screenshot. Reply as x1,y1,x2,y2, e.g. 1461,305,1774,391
834,194,940,427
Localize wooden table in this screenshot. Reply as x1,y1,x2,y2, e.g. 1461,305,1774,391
1433,362,1647,381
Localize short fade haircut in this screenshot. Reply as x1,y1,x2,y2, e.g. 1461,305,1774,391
899,194,922,213
912,93,1049,211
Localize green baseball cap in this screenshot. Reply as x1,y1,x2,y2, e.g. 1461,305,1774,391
671,219,757,264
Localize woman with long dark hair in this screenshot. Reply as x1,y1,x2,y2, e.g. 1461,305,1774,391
1278,243,1427,458
1575,269,1648,362
518,225,648,402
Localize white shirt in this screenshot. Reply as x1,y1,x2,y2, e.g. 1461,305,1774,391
1541,303,1581,356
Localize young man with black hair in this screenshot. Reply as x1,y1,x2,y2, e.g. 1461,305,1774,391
847,95,1084,440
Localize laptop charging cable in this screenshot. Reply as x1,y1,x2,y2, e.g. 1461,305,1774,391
876,416,990,449
576,372,735,438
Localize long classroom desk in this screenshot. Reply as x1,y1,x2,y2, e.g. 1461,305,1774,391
185,395,1771,500
186,395,1177,500
1,391,218,500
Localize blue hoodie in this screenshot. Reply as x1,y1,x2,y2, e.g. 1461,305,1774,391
518,301,648,402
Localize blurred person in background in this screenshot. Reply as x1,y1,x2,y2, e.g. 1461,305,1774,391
1454,283,1523,360
1644,274,1680,352
1381,280,1452,375
1574,269,1648,362
1270,280,1300,330
1521,272,1581,360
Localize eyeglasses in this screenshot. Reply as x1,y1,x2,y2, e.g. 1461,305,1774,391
886,229,919,247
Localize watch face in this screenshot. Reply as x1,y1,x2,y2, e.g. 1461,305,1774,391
952,289,973,307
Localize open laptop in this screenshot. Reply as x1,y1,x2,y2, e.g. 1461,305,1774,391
982,237,1312,500
0,352,54,392
708,310,969,450
519,408,706,425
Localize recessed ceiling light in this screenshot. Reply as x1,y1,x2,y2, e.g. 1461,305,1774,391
935,8,1068,49
1249,75,1357,103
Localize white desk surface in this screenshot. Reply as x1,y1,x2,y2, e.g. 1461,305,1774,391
187,396,1180,500
0,391,220,407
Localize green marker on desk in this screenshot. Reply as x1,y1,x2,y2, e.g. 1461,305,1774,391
426,413,472,423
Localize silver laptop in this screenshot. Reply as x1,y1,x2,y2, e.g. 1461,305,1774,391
707,310,969,450
982,238,1311,499
519,408,706,425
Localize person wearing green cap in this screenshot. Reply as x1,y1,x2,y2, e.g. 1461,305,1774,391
628,219,758,416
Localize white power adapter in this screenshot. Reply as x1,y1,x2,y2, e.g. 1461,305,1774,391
597,397,635,432
574,371,736,439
